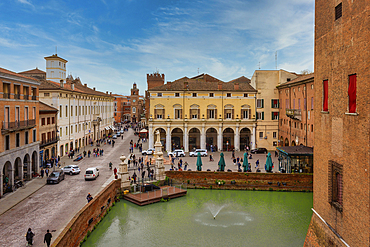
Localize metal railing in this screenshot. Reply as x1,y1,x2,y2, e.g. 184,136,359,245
14,94,20,99
24,95,29,100
40,137,59,147
286,108,302,120
31,95,37,100
2,119,36,131
3,93,10,99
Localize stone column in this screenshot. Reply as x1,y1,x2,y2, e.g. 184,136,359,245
184,123,189,152
154,130,165,180
235,125,240,151
149,124,154,149
166,124,171,152
218,124,223,151
200,124,206,149
252,125,256,149
118,155,130,189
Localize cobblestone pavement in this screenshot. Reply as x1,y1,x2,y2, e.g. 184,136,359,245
0,127,280,246
0,129,137,247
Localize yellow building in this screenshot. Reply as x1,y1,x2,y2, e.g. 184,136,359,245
147,74,257,153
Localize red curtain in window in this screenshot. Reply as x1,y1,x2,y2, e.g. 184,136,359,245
348,74,357,113
323,80,328,111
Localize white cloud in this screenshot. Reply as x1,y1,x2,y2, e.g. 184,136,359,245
17,0,34,7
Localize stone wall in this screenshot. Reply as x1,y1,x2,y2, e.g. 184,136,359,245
52,179,121,247
165,171,313,191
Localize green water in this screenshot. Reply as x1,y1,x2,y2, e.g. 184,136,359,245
84,190,312,247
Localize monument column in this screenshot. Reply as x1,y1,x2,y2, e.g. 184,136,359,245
200,123,206,149
166,124,171,152
154,130,165,180
184,123,189,152
149,124,154,149
218,124,223,151
235,125,240,151
118,155,130,189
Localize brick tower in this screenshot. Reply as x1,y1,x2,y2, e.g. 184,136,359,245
130,83,139,123
145,72,165,121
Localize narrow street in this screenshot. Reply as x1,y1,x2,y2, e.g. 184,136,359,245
0,129,137,246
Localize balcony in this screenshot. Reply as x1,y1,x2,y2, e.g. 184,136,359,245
24,95,29,100
14,94,20,99
31,95,37,100
3,93,10,99
40,137,59,148
1,119,36,134
286,109,301,121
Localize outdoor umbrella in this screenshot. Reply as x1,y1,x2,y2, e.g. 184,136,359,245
196,152,202,171
265,152,273,172
218,152,226,171
242,152,248,172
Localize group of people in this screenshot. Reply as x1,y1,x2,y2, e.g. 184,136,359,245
25,228,52,247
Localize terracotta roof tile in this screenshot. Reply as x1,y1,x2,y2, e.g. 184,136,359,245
277,73,314,88
19,68,46,74
39,101,58,112
0,67,40,82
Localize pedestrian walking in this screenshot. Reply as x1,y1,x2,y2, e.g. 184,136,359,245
45,168,49,177
26,228,34,246
44,230,52,247
86,193,93,203
114,167,117,175
41,168,44,178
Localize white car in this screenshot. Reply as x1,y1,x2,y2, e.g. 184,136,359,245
62,165,81,175
189,149,208,157
168,149,185,157
112,134,117,139
116,132,121,137
142,148,155,155
84,167,99,180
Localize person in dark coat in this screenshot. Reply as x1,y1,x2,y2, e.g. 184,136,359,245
26,228,34,246
44,229,52,247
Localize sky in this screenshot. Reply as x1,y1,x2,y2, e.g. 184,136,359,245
0,0,314,95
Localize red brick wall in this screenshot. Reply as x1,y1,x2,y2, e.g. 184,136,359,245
309,0,370,246
52,179,121,247
166,171,313,191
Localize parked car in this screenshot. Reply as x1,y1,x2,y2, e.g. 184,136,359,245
142,148,155,155
250,148,268,154
189,149,208,157
47,171,65,184
62,165,81,175
112,134,117,139
84,167,99,180
120,129,124,134
168,149,185,157
116,132,121,137
73,154,83,162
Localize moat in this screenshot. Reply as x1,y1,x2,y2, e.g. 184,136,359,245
83,189,312,247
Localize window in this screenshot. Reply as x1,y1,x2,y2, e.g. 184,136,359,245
311,125,314,132
244,93,248,97
154,109,164,119
25,107,29,120
175,93,180,97
273,141,277,146
271,99,279,108
25,131,29,144
15,107,20,122
59,105,62,118
47,117,50,125
16,133,20,147
304,98,307,111
44,93,50,97
41,118,46,126
157,93,162,97
285,99,289,109
60,127,62,137
5,135,10,150
208,109,215,119
65,105,68,117
273,132,277,139
311,97,314,110
272,112,279,120
335,3,342,20
257,99,264,108
209,93,214,97
298,99,301,109
132,107,136,113
242,109,251,119
293,99,295,109
329,160,343,212
348,74,357,113
191,109,199,119
227,93,231,97
192,93,197,97
257,112,264,120
66,127,68,135
71,125,73,134
52,117,55,124
175,109,182,119
323,80,328,111
311,84,314,89
259,132,264,138
226,112,232,119
32,129,36,142
75,125,78,133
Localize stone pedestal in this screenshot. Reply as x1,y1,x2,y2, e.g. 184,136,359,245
118,155,130,189
154,130,166,181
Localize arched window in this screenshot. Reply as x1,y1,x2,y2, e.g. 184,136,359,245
189,104,200,119
241,104,251,119
173,104,182,119
224,104,234,119
207,104,217,119
154,104,164,119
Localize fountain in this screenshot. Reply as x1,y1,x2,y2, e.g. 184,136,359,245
207,204,228,219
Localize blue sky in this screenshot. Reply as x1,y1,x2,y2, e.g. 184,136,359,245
0,0,314,95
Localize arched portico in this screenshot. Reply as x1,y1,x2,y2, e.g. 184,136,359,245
32,151,38,175
14,157,22,181
2,161,13,196
285,138,289,146
171,128,183,150
153,128,166,151
223,127,234,151
240,128,251,151
206,127,218,151
291,141,296,146
23,154,31,180
189,127,200,151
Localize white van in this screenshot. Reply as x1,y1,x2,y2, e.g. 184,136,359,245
84,167,99,180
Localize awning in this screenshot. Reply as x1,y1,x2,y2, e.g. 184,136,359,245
105,126,109,130
139,129,148,133
111,126,116,131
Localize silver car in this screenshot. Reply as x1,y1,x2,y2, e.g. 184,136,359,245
62,165,81,175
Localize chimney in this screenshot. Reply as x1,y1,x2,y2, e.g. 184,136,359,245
106,91,108,94
167,81,171,89
184,81,188,89
93,87,95,91
218,82,223,90
84,84,87,87
234,82,239,90
60,80,64,88
110,92,112,96
71,83,75,90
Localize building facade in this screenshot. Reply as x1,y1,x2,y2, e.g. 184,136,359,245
251,70,298,150
305,1,370,246
148,73,257,153
277,74,314,147
39,101,58,165
0,68,40,197
24,54,115,157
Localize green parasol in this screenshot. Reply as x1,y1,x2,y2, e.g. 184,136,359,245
196,152,202,171
265,152,273,172
218,152,226,171
242,152,248,172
